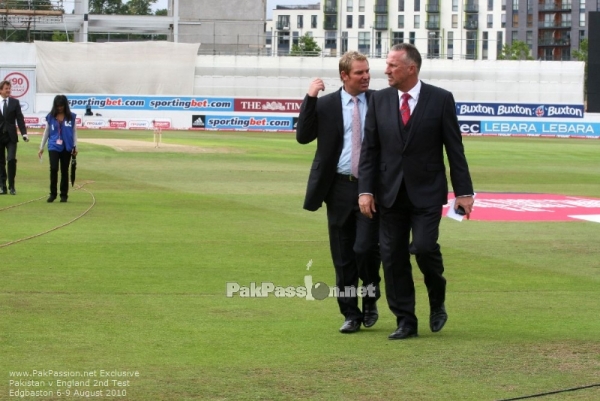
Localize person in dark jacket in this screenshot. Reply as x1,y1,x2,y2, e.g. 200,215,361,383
38,95,78,203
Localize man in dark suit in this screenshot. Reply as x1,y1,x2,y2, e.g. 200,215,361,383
297,51,381,334
0,80,29,195
358,43,474,340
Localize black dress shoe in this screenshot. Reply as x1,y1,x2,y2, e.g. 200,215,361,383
0,187,7,195
430,305,448,333
339,319,361,334
47,195,57,203
60,196,68,203
362,303,379,328
9,187,16,195
388,325,418,340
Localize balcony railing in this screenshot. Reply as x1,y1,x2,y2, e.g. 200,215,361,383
426,4,440,12
323,21,337,30
539,20,571,28
324,6,338,14
538,39,571,46
464,20,478,29
374,20,388,29
538,2,571,11
276,22,290,30
426,21,440,29
374,4,388,13
464,2,479,12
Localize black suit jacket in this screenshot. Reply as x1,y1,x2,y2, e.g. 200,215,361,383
296,88,374,211
358,82,473,208
0,97,27,143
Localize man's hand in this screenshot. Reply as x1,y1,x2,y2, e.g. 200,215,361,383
455,196,475,219
307,78,325,97
359,194,377,219
22,134,29,142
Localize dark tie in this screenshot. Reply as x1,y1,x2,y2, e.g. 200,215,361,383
350,96,361,178
2,99,6,117
400,93,411,125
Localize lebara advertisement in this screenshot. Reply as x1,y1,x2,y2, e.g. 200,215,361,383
456,103,584,118
459,120,600,138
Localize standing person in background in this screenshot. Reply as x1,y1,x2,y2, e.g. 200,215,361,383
0,80,29,195
359,43,474,340
38,95,78,203
296,51,381,334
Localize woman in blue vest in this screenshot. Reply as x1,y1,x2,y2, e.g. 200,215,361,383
38,95,78,203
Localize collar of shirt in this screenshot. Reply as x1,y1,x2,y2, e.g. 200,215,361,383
341,88,367,106
397,80,422,112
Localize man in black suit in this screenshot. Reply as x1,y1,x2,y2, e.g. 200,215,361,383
358,43,474,340
297,51,381,334
0,80,29,195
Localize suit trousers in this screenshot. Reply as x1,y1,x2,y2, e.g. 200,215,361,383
49,150,72,198
324,178,381,321
0,139,17,187
379,182,446,328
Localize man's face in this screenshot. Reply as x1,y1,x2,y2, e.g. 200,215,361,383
0,84,11,99
385,50,416,92
341,59,370,96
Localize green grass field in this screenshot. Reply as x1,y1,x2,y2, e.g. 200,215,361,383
2,130,599,400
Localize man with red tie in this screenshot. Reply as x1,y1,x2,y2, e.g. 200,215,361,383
296,51,381,334
0,80,29,195
358,43,474,340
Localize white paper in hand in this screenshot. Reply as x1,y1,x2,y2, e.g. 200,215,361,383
446,198,464,222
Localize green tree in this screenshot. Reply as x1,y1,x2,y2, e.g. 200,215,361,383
155,8,168,16
290,34,321,56
572,38,588,98
89,0,127,14
52,31,74,42
498,40,534,60
127,0,157,15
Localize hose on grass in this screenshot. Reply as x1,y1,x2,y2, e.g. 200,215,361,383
497,383,600,400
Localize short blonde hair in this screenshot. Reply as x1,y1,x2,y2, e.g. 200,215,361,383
339,51,368,81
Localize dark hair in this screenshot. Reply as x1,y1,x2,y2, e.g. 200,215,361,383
390,43,422,72
50,95,73,121
0,80,10,90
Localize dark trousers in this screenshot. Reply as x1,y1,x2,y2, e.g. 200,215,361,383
379,182,446,328
0,140,17,188
49,150,72,198
324,177,381,321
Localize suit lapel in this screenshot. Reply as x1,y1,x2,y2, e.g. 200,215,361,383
333,88,345,140
403,82,430,151
383,87,404,149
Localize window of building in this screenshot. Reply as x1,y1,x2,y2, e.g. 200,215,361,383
501,13,506,28
512,13,518,28
452,0,458,12
527,13,533,27
359,0,365,12
488,0,494,11
375,14,388,29
452,14,458,28
398,15,405,28
392,32,405,44
526,31,533,49
278,15,290,29
347,0,353,12
497,31,503,58
359,14,365,28
512,30,518,42
512,0,518,10
325,31,337,49
447,31,454,59
414,0,420,12
580,12,586,27
398,0,405,12
311,15,317,28
358,31,370,53
466,31,477,59
482,31,488,59
409,31,415,45
487,14,493,28
293,31,299,45
297,15,303,29
501,0,506,11
347,15,353,28
580,0,586,11
414,15,420,28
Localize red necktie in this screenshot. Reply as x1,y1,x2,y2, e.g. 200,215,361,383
400,93,411,125
350,96,361,178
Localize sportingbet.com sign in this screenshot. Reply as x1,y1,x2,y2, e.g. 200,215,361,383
456,102,584,118
67,96,236,112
